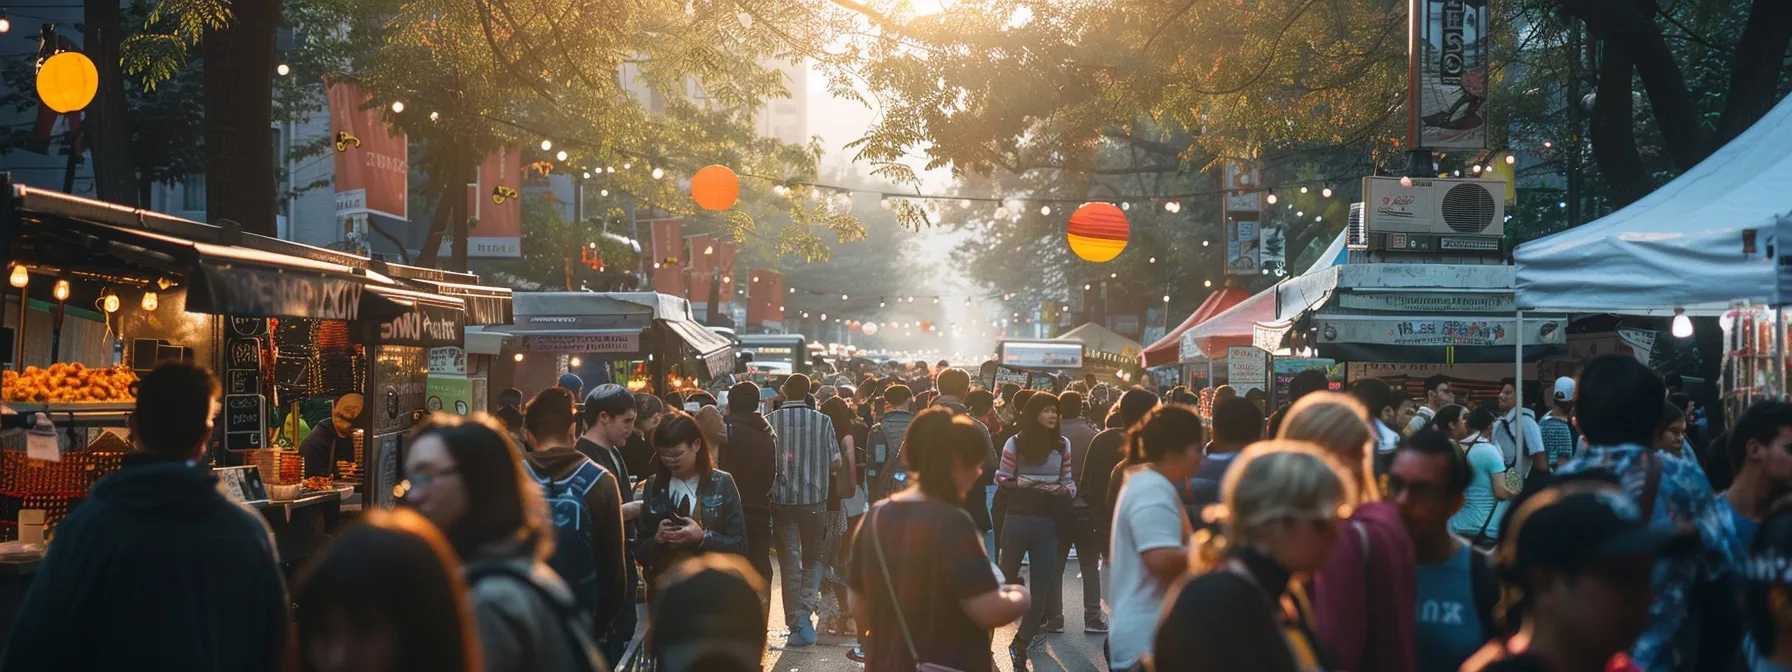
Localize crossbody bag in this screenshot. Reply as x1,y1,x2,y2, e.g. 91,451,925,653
868,506,966,672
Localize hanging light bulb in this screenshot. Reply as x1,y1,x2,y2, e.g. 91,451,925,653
1121,202,1130,211
1040,205,1052,216
276,63,291,76
1203,280,1213,287
1321,185,1333,198
1472,164,1484,175
429,111,439,122
1299,186,1309,194
390,101,405,113
1672,309,1694,338
141,291,158,311
1505,154,1517,165
651,167,665,180
606,167,615,174
1542,141,1553,149
52,279,69,301
790,287,797,294
1266,190,1278,205
599,189,609,197
556,150,568,162
1400,175,1413,187
513,353,525,362
540,139,553,151
1202,240,1210,247
102,291,119,313
841,294,849,301
819,313,828,321
8,264,26,288
570,356,583,367
582,171,591,179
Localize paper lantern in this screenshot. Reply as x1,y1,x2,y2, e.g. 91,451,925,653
862,322,878,336
1066,202,1129,262
691,165,740,211
36,52,98,114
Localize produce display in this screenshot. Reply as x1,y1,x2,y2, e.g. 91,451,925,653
3,364,138,404
301,476,335,492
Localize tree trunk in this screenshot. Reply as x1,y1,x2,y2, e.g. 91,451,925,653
84,0,136,206
201,0,280,236
416,149,472,269
1587,43,1654,208
1716,0,1792,144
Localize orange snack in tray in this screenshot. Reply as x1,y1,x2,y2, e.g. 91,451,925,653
3,364,138,403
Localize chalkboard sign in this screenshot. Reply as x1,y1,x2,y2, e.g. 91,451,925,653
224,393,267,450
230,317,267,338
228,370,261,395
228,338,261,371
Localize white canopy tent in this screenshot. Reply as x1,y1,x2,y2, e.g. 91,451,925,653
1514,94,1792,315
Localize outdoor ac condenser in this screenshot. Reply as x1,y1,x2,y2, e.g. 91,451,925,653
1358,176,1506,253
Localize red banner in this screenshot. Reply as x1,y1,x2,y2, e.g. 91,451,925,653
326,80,408,221
716,241,737,305
648,218,686,296
468,148,522,258
747,270,783,329
687,234,716,303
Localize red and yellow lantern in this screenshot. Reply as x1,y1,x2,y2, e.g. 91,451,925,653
691,165,740,211
1066,202,1129,262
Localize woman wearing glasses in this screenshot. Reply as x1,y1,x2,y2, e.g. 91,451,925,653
1154,442,1356,672
634,410,748,589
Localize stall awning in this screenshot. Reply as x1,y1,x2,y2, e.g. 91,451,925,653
404,278,513,326
1182,287,1278,360
506,292,691,332
1141,286,1249,368
1056,322,1142,371
366,285,466,348
661,319,734,378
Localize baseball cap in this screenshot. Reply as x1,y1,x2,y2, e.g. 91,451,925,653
1553,376,1576,402
1499,484,1697,576
557,372,584,394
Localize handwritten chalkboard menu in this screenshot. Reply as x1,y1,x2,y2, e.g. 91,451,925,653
227,370,261,395
230,317,267,338
224,393,267,450
228,338,262,371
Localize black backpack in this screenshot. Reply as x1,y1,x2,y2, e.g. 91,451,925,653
523,460,606,619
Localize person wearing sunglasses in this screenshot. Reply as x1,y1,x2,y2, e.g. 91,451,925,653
1388,430,1502,672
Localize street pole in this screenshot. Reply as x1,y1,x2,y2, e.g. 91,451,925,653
1405,0,1430,178
1565,17,1583,227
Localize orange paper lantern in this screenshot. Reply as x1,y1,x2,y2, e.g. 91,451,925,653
36,52,98,114
1067,202,1129,262
691,165,740,211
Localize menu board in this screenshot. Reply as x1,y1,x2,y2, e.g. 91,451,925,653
224,393,268,450
1226,346,1269,393
1271,358,1343,407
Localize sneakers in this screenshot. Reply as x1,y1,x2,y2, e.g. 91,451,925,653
788,616,818,647
847,646,868,663
1044,614,1065,634
1009,644,1032,671
1084,614,1110,634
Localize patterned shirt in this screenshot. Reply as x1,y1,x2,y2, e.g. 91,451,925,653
1537,412,1577,470
766,401,841,506
1557,443,1743,672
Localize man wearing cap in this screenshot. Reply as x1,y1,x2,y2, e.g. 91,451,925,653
1554,355,1745,672
1462,482,1697,672
1539,377,1579,471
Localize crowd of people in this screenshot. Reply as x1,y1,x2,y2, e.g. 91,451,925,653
6,353,1792,672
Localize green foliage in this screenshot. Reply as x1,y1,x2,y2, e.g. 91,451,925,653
119,0,231,87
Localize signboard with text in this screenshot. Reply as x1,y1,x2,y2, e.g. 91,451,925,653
1226,346,1269,393
522,333,642,354
1336,292,1514,313
1412,0,1489,149
327,80,408,221
224,393,267,451
1317,316,1565,347
999,341,1085,370
468,147,523,258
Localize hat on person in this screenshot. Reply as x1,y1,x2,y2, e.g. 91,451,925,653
1498,484,1697,578
650,556,767,672
1553,376,1576,403
557,373,584,395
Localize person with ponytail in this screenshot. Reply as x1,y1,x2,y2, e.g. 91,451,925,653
993,392,1075,669
1106,405,1206,672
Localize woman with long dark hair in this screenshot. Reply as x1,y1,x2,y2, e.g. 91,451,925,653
634,410,748,585
847,408,1030,672
994,391,1076,668
402,413,603,672
296,508,482,672
819,396,867,637
1429,404,1470,442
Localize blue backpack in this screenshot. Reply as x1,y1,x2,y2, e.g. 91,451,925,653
523,460,605,618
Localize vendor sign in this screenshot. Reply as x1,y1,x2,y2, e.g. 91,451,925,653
189,264,366,320
1000,341,1084,369
1336,293,1514,313
377,301,464,348
1227,346,1269,393
1272,358,1343,402
427,376,473,415
1317,316,1565,347
522,332,641,354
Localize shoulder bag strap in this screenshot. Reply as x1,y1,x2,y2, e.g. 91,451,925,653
1640,451,1664,522
868,506,926,666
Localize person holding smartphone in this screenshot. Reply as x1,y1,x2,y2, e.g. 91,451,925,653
633,410,749,593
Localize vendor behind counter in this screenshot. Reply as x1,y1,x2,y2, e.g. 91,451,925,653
298,393,365,479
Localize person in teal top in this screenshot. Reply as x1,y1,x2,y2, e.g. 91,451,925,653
1449,409,1517,545
1724,401,1792,551
1390,430,1500,672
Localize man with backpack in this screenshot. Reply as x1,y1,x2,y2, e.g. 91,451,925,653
1539,377,1580,470
1387,430,1502,672
522,388,628,647
867,384,915,502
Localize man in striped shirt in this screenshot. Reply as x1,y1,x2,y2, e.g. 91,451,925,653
765,373,841,647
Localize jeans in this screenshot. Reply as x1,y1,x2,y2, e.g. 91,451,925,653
998,513,1059,644
772,501,828,626
983,486,997,557
744,512,774,596
1054,507,1104,620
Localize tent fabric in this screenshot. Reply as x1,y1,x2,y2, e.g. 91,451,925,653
1183,288,1279,360
1515,93,1792,314
1056,322,1143,359
1141,286,1250,368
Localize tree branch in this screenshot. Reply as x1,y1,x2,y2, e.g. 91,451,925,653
1716,0,1792,144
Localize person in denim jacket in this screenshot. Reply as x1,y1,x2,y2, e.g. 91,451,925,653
635,410,749,585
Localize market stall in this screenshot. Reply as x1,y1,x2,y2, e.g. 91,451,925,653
489,292,733,397
1055,322,1142,383
1141,284,1249,388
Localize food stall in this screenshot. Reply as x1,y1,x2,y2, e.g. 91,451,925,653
1145,284,1250,391
992,338,1083,391
1054,322,1142,384
489,292,733,397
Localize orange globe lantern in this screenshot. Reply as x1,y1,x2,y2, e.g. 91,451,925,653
691,165,740,211
36,52,98,114
1066,202,1129,262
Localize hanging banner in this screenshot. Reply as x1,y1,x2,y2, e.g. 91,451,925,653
1618,328,1658,366
1228,219,1260,276
746,270,784,329
1259,225,1287,276
1223,163,1262,213
1226,346,1269,393
1317,316,1566,347
1336,292,1515,312
468,148,523,258
688,234,717,304
376,302,465,348
648,218,687,296
326,80,409,221
1412,0,1490,149
716,241,737,305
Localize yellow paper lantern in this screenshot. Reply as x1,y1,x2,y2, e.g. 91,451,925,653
691,165,740,211
1066,202,1129,262
36,52,98,114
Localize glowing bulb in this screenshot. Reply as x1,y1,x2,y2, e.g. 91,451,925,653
752,276,760,283
1505,154,1517,165
582,171,591,179
102,292,119,313
606,167,615,174
879,301,886,308
429,111,439,122
1149,257,1157,263
1296,211,1304,217
651,168,664,180
1321,186,1333,198
704,245,715,255
623,163,632,170
1122,202,1130,211
276,63,290,76
141,291,158,311
1110,273,1118,279
1472,165,1484,175
1672,311,1694,338
1040,205,1051,216
1299,186,1309,194
599,189,609,197
1204,280,1213,287
722,276,731,284
8,264,26,288
556,150,568,161
1163,295,1171,303
1084,284,1092,291
570,356,583,367
1543,141,1553,149
1400,176,1413,187
52,279,69,301
0,16,10,33
932,297,939,304
1202,240,1210,247
390,101,405,113
513,353,525,362
1266,192,1278,205
540,139,553,151
842,294,850,301
819,313,828,321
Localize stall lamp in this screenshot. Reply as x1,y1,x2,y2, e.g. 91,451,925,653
1672,309,1694,338
570,356,583,367
102,292,119,313
513,353,525,362
8,264,26,288
141,291,158,311
52,279,70,302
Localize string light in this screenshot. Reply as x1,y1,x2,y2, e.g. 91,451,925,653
276,63,290,76
1472,165,1484,175
8,265,25,288
1672,308,1694,338
1321,185,1333,198
540,139,553,151
651,167,665,180
1299,186,1308,194
0,11,10,33
390,101,405,113
570,356,583,367
429,112,439,122
1148,257,1157,264
514,353,525,362
1399,176,1413,187
1040,205,1052,216
102,291,119,313
556,150,568,162
1164,201,1181,213
599,189,609,197
1505,154,1517,165
52,279,69,301
1266,190,1278,205
1121,202,1130,211
1203,280,1213,287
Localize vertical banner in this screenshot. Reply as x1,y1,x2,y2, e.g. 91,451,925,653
1228,219,1260,276
1412,0,1489,149
1222,162,1262,213
326,80,409,221
648,218,686,296
687,234,716,304
467,148,522,257
747,270,784,329
1259,225,1287,276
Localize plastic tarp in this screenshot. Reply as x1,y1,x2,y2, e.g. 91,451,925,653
1515,93,1792,314
1141,286,1250,368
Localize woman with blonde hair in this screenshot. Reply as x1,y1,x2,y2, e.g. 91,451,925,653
1154,441,1354,672
1278,392,1418,672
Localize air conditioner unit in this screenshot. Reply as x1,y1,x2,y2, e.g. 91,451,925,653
1360,176,1505,252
